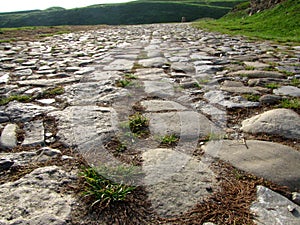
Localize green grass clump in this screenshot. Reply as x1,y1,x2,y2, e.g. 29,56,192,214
42,86,65,97
0,95,31,105
194,0,300,44
290,78,300,87
124,73,137,80
128,112,149,135
279,98,300,109
242,94,260,102
115,79,132,88
265,83,281,90
160,134,179,146
80,166,136,208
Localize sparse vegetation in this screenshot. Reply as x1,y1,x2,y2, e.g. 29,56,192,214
0,95,31,105
279,98,300,109
265,83,281,90
128,112,149,136
80,166,136,208
115,79,133,88
243,94,260,102
290,78,300,87
42,86,65,97
160,134,179,147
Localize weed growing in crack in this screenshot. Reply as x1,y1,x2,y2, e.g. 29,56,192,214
115,79,132,88
290,78,300,87
124,73,137,80
265,82,281,90
42,86,65,97
0,95,32,105
279,98,300,109
128,112,149,137
160,134,179,147
80,166,136,208
242,94,260,102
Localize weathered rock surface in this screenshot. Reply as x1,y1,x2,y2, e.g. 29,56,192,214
142,148,218,217
0,166,75,225
203,140,300,190
145,111,222,140
0,123,18,150
22,120,45,146
251,185,300,225
274,86,300,97
241,109,300,140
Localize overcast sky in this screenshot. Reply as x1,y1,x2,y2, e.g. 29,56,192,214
1,0,135,13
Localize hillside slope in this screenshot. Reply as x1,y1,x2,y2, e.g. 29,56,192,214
0,0,244,28
194,0,300,43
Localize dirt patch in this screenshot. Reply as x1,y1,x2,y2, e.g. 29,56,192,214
0,25,107,42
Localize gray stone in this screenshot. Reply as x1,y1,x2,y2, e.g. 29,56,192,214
17,77,80,87
259,94,282,105
14,69,33,76
35,147,62,162
74,67,95,75
139,57,168,68
241,109,300,140
36,99,56,105
103,59,135,71
135,68,167,80
0,159,14,172
5,102,56,122
274,86,300,97
0,73,9,84
22,120,45,146
251,186,300,225
65,66,80,72
203,140,300,190
140,100,187,112
228,70,284,78
0,124,18,150
142,148,218,217
49,106,118,166
0,166,74,225
220,86,260,94
244,61,269,69
204,90,260,108
221,80,244,87
292,192,300,205
145,111,222,140
143,80,174,97
171,62,195,74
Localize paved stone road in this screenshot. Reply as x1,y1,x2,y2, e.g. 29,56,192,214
0,23,300,224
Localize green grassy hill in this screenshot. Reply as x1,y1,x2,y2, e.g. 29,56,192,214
0,0,245,28
194,0,300,43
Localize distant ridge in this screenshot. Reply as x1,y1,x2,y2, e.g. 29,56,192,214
0,0,245,28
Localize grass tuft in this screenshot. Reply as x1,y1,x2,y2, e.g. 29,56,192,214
0,95,31,105
80,166,136,208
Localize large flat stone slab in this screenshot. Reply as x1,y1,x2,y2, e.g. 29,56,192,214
140,100,187,112
0,166,74,225
22,120,45,146
49,106,119,166
204,90,259,108
203,140,300,190
273,86,300,97
142,148,218,217
251,186,300,225
5,102,57,122
241,108,300,140
228,70,284,78
17,77,80,87
0,124,18,150
103,59,135,71
143,80,174,97
145,111,222,140
139,57,168,68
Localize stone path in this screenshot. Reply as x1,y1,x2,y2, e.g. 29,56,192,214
0,23,299,224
